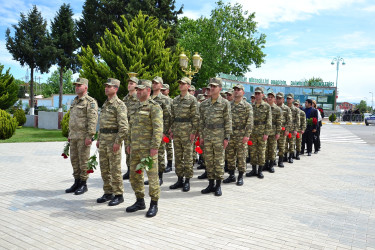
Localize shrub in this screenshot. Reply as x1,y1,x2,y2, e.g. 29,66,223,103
61,110,70,138
13,109,26,126
0,109,17,139
329,113,336,123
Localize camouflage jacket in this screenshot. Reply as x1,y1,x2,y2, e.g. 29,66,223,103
230,98,253,138
298,108,307,132
123,92,138,121
251,100,272,136
98,95,128,145
152,92,171,135
199,95,232,142
68,94,98,140
129,98,163,150
170,93,199,136
278,104,292,133
287,104,301,132
269,103,282,135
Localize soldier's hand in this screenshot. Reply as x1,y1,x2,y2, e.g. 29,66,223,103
126,146,131,154
85,138,92,146
223,139,229,149
190,134,195,143
150,148,158,157
96,140,99,148
113,143,120,152
242,137,249,144
275,134,280,140
200,138,204,145
263,135,268,141
312,129,316,133
284,131,289,136
293,131,297,136
68,138,71,142
301,131,305,134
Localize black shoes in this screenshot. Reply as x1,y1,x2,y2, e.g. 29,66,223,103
164,160,172,173
246,165,257,177
126,198,146,212
278,156,284,168
283,153,288,162
307,152,311,156
65,179,80,193
314,151,318,154
158,172,163,186
122,170,129,180
268,161,275,173
236,172,244,186
146,200,158,217
224,161,228,172
198,171,208,179
288,153,294,163
74,180,87,195
108,195,124,206
97,193,115,203
182,178,190,192
214,180,222,196
170,177,183,189
295,151,300,160
258,165,264,179
201,179,215,194
223,170,236,183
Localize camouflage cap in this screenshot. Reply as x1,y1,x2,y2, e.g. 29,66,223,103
267,91,276,97
286,93,294,99
233,84,244,90
189,85,196,91
251,94,255,98
209,77,223,87
243,96,247,100
197,94,205,101
152,76,163,85
136,79,152,89
161,84,169,90
73,77,88,86
293,99,300,105
104,78,120,87
205,85,211,90
254,86,264,93
128,76,139,83
178,76,191,85
276,92,284,98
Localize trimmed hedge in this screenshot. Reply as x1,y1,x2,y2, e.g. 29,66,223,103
0,109,17,139
61,110,70,138
13,109,26,126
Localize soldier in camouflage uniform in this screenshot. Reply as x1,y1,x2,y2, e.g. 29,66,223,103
265,91,282,173
125,80,163,218
223,89,234,172
169,77,199,192
161,84,174,173
66,78,98,195
122,77,139,180
276,92,292,168
246,87,272,179
142,77,171,186
285,93,300,163
96,78,128,206
188,85,198,165
294,100,306,160
223,84,253,186
199,77,232,196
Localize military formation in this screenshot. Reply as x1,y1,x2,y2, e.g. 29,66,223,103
65,76,321,218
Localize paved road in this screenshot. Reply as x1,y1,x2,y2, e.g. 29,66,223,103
0,125,374,249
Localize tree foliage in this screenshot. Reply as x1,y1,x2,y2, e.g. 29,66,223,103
13,109,26,126
308,77,323,86
42,69,74,98
0,109,18,140
5,5,54,112
78,12,184,106
357,100,368,113
0,64,18,110
178,0,266,88
61,110,70,138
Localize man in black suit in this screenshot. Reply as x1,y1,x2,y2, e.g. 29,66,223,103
301,99,318,156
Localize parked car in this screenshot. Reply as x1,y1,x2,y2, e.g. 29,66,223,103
365,114,375,126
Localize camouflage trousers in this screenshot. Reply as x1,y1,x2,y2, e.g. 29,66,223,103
277,133,287,157
129,149,160,201
295,134,302,152
165,137,173,161
70,139,90,181
266,135,278,161
285,135,296,153
204,139,224,180
226,136,247,172
193,138,198,163
250,135,267,166
158,142,166,173
99,141,124,195
173,134,194,178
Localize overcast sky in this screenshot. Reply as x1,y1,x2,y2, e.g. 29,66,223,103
1,0,374,104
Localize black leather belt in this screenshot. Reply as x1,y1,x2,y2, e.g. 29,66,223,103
206,124,224,129
174,118,191,122
100,128,118,133
254,121,266,125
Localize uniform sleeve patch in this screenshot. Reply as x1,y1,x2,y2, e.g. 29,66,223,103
91,103,96,108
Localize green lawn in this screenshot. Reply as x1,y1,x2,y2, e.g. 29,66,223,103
1,127,67,143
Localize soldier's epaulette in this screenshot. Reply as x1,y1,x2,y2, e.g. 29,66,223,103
149,99,158,105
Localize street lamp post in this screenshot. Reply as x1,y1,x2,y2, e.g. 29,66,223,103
179,52,203,80
370,91,374,112
331,56,345,111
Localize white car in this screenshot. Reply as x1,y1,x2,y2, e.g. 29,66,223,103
365,114,375,126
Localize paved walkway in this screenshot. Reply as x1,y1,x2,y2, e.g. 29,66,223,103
0,125,374,249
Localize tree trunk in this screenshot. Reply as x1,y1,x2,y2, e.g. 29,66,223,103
30,67,34,115
59,67,63,111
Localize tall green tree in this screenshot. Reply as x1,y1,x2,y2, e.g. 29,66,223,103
357,100,368,113
76,0,183,55
308,77,323,86
51,3,79,111
178,0,266,88
5,5,54,115
78,12,184,106
0,64,18,110
42,69,74,98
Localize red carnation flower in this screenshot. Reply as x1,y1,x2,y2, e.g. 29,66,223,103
86,169,94,174
247,140,253,146
195,146,203,154
313,118,318,125
195,139,200,146
163,136,170,143
288,133,292,139
296,133,300,139
61,153,68,159
136,169,142,174
281,127,285,131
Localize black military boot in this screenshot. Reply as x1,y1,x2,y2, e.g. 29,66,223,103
65,179,80,193
264,160,270,171
197,161,206,170
258,165,264,179
198,171,207,179
246,165,257,177
126,198,146,212
224,160,229,172
223,170,236,183
268,161,275,173
97,193,114,203
283,153,288,162
214,180,222,196
288,153,294,163
122,167,130,180
74,180,87,195
272,160,277,167
278,156,284,168
182,178,190,192
158,172,163,186
246,157,250,163
295,151,300,160
144,180,149,185
164,160,172,173
146,200,158,217
236,171,244,186
169,176,183,189
201,179,215,194
108,194,124,206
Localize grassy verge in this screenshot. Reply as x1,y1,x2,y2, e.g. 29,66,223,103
1,127,67,143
